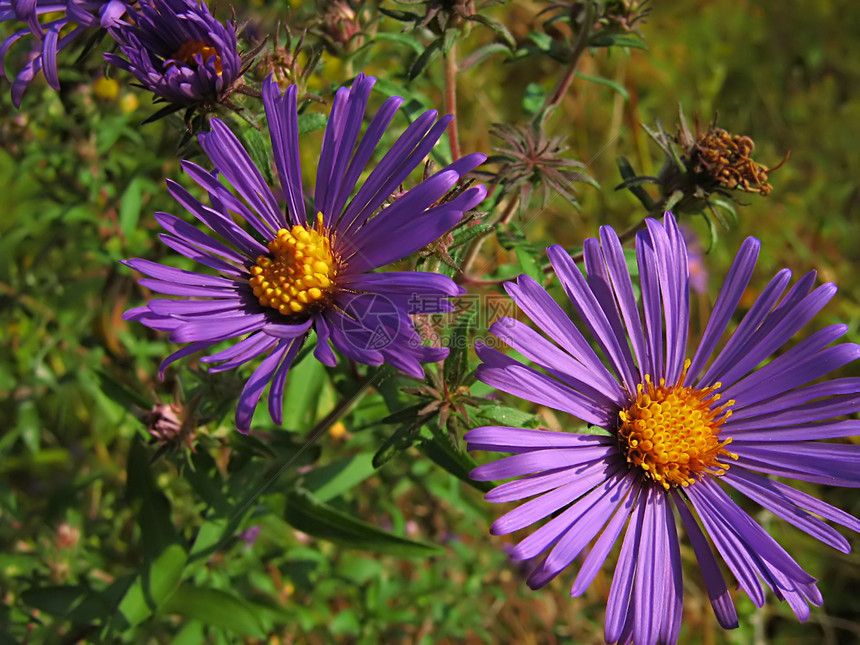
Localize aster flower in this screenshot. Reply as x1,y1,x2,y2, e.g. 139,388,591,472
466,212,860,644
104,0,244,115
123,73,487,433
1,0,127,106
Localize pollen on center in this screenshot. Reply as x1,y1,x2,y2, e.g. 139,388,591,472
249,214,337,316
617,360,738,489
166,39,223,75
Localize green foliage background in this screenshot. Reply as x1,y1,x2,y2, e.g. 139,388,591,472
0,0,858,643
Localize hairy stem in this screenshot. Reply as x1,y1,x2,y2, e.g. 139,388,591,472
535,1,595,126
444,42,461,161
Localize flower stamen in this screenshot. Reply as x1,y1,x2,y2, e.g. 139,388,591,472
166,39,223,75
249,214,337,316
618,360,737,489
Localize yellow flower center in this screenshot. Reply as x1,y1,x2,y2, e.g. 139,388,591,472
617,360,737,489
249,215,337,316
167,40,223,75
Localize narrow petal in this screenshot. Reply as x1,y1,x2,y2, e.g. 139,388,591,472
549,244,638,392
671,491,738,629
475,343,616,428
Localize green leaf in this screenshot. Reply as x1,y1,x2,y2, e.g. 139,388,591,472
408,37,443,81
459,43,512,73
498,223,542,282
297,113,328,135
285,488,444,557
94,369,150,412
372,417,428,469
301,452,377,502
444,304,476,386
474,404,541,429
126,437,177,559
588,32,647,49
21,585,88,618
368,31,424,54
522,82,546,116
574,71,629,100
280,351,330,429
237,126,274,186
418,428,492,493
467,14,516,48
119,176,146,238
616,156,656,211
118,543,187,626
450,222,493,248
161,586,265,638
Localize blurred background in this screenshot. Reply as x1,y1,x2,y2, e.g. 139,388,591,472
1,0,858,642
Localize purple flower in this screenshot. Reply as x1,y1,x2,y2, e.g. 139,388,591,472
104,0,242,109
123,74,486,433
681,223,708,294
466,212,860,644
1,0,126,106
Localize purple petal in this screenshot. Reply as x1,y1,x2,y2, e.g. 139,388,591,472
671,491,738,629
522,471,632,586
492,460,621,536
548,244,638,392
504,275,626,402
470,444,617,482
475,343,616,428
235,340,290,433
722,469,851,552
262,79,306,225
268,336,305,425
571,485,640,597
604,493,647,644
490,317,625,409
687,237,760,382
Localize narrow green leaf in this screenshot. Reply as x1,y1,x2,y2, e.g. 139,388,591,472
408,37,443,81
369,31,424,54
574,71,629,100
119,176,145,238
418,428,492,493
21,585,88,618
499,223,542,282
372,418,428,469
118,543,187,626
285,488,443,557
459,43,511,73
161,586,265,638
301,452,377,502
588,33,647,49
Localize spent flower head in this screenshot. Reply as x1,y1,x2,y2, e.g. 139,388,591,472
623,108,789,226
467,212,860,644
123,73,486,433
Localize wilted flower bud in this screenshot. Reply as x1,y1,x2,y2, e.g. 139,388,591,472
146,401,196,450
489,122,597,214
316,0,366,51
